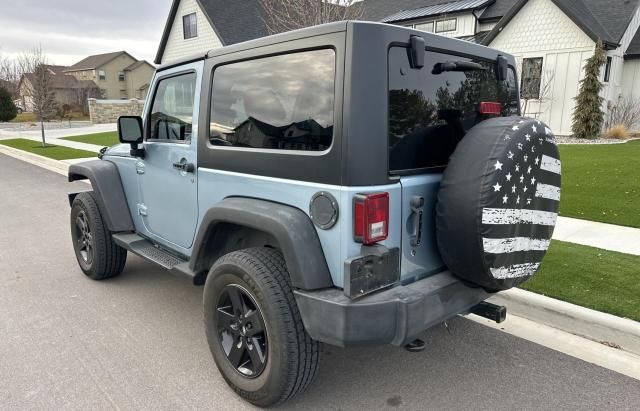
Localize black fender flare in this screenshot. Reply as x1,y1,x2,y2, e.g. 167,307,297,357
191,197,333,290
68,160,135,233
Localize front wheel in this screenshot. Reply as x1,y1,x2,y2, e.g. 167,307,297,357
70,192,127,280
203,248,320,407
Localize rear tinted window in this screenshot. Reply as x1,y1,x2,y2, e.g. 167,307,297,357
209,49,335,152
388,47,518,173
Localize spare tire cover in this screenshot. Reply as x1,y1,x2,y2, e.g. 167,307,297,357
436,116,561,290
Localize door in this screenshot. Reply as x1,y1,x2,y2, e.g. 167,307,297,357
138,66,201,249
388,45,520,283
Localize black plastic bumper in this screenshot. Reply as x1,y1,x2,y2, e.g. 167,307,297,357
294,271,491,347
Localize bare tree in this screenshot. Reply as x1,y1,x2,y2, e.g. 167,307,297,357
70,82,99,115
0,54,21,98
605,96,640,131
18,47,58,147
259,0,363,35
520,69,555,117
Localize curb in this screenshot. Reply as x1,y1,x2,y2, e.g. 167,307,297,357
488,288,640,356
0,145,70,175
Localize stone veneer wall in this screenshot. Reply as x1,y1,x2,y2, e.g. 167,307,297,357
88,98,144,124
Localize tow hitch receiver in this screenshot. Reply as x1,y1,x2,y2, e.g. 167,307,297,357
470,302,507,323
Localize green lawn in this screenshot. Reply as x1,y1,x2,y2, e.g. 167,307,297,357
558,140,640,228
0,139,97,160
61,131,119,147
522,240,640,322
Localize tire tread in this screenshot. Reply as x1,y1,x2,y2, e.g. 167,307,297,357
71,192,126,279
210,247,320,406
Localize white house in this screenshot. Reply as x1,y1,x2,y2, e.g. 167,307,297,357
483,0,640,135
156,0,640,135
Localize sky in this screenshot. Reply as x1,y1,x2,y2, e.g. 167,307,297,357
0,0,173,66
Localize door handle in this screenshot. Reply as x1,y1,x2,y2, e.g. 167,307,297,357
173,161,195,173
409,196,424,247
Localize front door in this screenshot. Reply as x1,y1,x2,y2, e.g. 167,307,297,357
138,65,201,250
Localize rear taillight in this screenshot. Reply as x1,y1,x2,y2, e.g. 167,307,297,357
354,192,389,245
479,102,502,115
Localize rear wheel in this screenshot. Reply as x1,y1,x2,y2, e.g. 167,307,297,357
203,248,320,407
70,192,127,280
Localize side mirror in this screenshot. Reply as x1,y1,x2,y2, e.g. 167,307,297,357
117,116,145,158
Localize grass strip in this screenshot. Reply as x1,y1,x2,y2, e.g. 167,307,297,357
0,138,97,160
522,240,640,322
61,131,119,147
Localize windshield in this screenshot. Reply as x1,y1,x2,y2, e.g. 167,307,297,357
388,47,519,173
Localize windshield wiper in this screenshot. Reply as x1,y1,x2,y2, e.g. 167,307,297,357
432,61,487,74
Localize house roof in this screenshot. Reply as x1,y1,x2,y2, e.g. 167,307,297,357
381,0,494,23
626,28,640,58
65,51,136,72
155,0,268,64
483,0,640,48
124,60,154,71
155,0,519,63
457,30,490,43
478,0,518,21
21,65,98,91
199,0,269,45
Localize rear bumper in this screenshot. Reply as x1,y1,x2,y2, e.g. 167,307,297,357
294,271,491,347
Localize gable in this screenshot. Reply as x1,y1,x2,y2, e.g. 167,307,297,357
485,0,640,48
158,0,223,64
489,0,594,53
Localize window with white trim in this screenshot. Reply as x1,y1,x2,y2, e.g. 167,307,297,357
183,13,198,39
435,18,456,33
521,58,543,99
414,22,434,33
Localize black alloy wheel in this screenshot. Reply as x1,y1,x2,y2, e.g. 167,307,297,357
203,248,320,406
74,210,94,265
216,284,268,378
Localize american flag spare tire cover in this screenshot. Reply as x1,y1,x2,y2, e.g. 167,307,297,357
436,116,561,290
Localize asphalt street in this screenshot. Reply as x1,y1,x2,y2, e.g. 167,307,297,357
1,153,639,410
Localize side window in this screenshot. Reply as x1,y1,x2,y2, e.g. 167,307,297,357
209,49,335,152
148,72,197,142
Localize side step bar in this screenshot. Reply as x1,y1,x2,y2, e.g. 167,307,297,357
112,233,204,284
470,301,507,323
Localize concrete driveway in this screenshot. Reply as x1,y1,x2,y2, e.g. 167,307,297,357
1,153,639,410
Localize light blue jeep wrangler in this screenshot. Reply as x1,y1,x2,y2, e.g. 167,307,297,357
68,22,561,407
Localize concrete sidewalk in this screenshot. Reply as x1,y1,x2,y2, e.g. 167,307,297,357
0,123,116,140
552,216,640,256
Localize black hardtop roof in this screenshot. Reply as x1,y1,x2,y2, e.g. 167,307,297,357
157,20,501,72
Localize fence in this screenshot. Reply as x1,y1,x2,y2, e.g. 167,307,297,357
88,98,144,124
